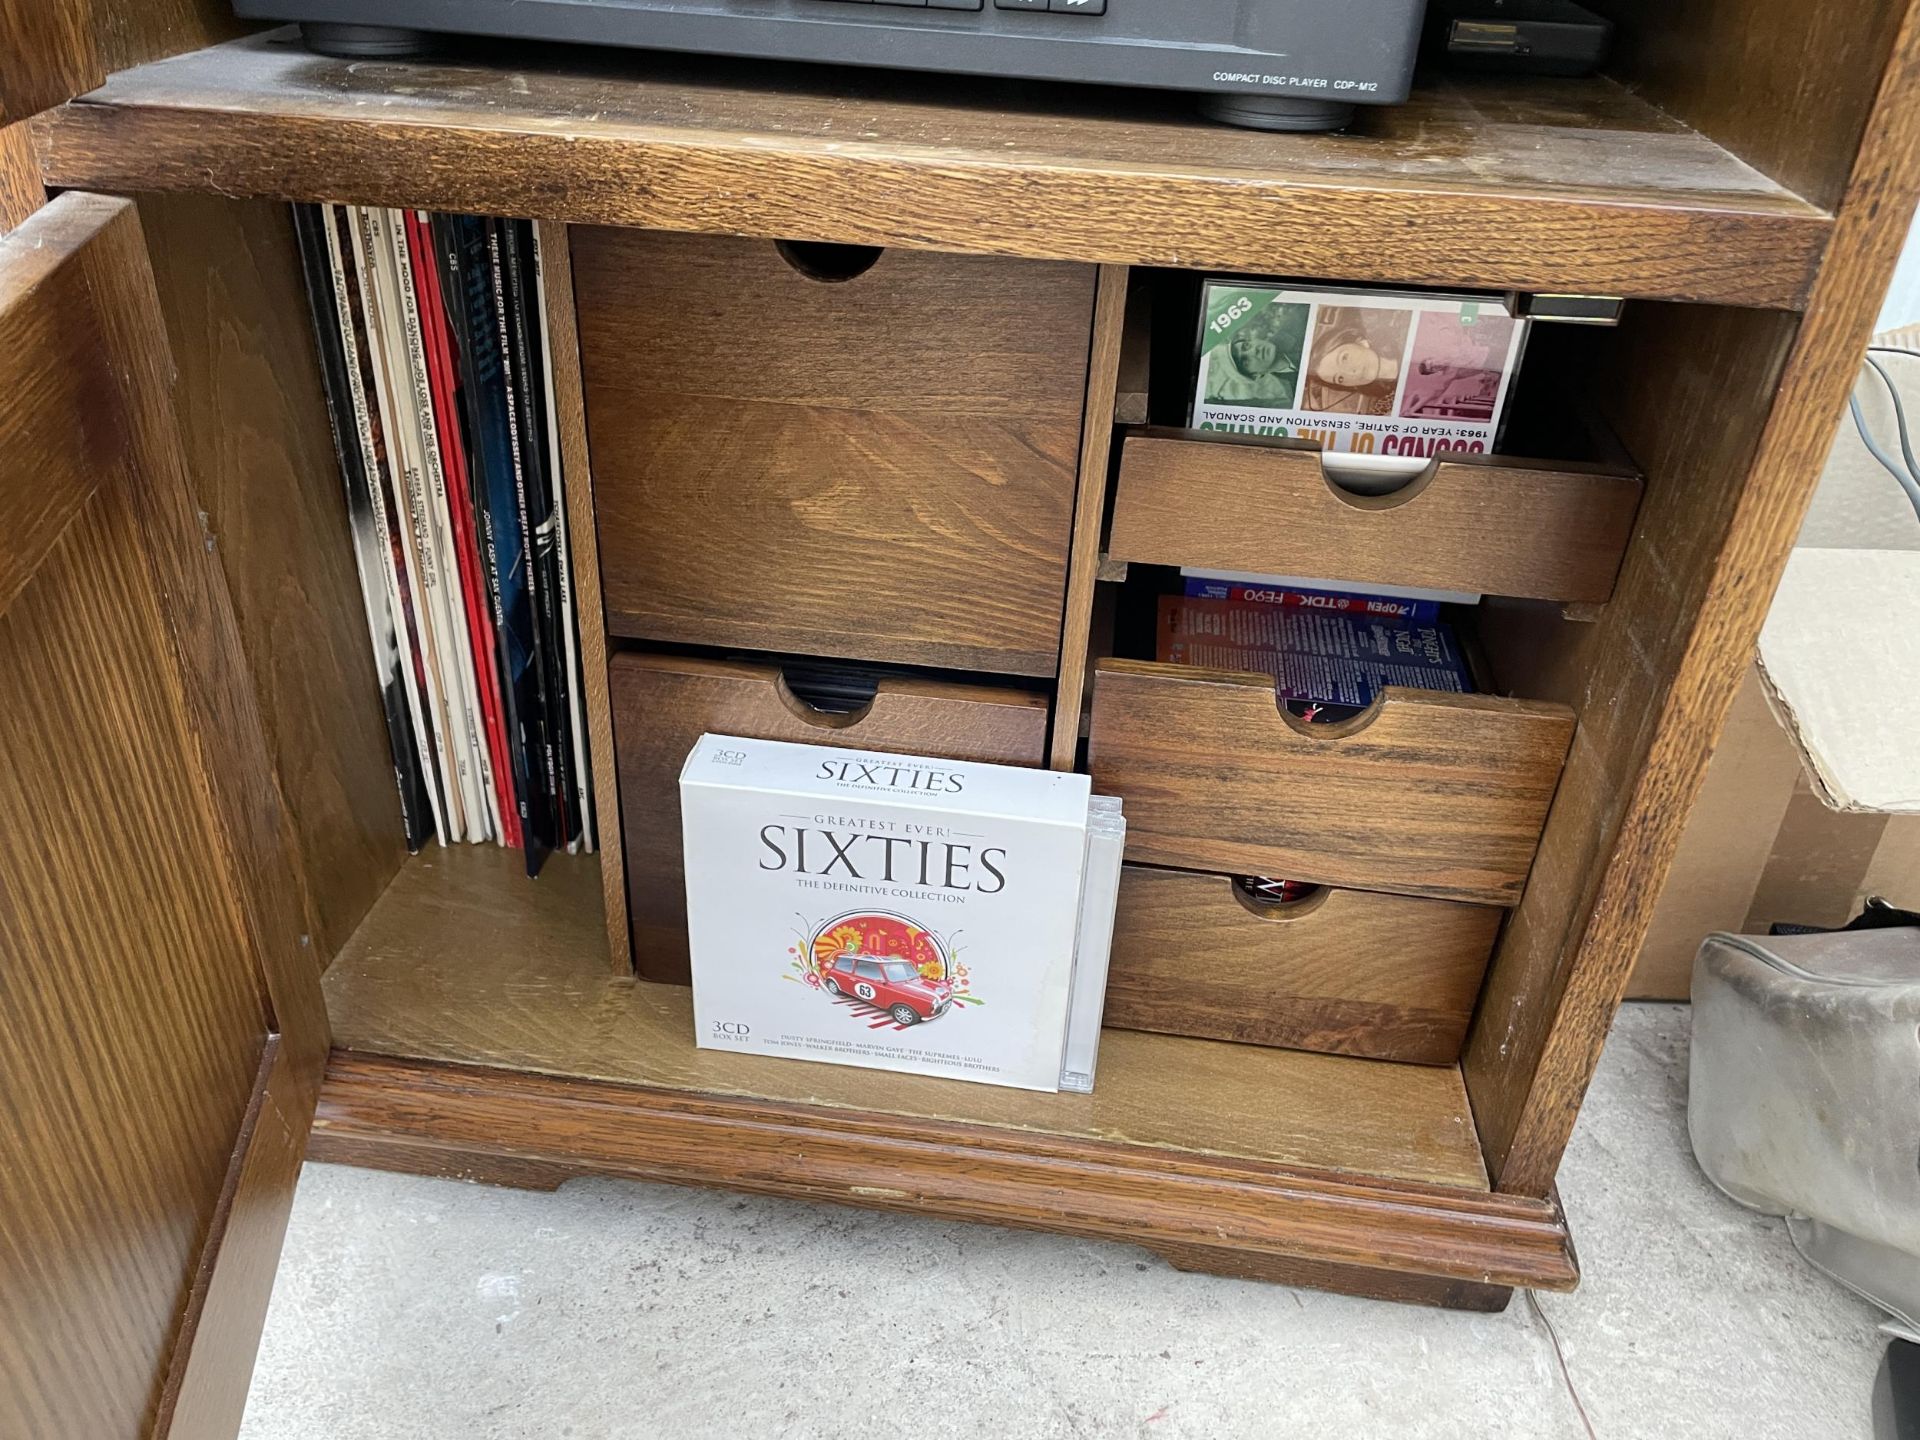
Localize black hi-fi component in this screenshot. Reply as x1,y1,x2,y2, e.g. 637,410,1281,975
236,0,1434,133
1426,0,1613,77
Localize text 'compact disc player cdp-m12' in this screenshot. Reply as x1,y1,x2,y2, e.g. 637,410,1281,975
237,0,1432,131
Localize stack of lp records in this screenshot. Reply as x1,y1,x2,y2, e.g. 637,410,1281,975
681,735,1125,1093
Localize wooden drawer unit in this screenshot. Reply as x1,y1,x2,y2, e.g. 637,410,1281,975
611,652,1049,984
1107,430,1643,605
574,229,1095,677
1087,659,1575,906
1105,867,1502,1065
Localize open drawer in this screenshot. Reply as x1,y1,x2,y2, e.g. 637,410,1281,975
1105,866,1502,1065
1087,658,1574,906
1106,429,1643,605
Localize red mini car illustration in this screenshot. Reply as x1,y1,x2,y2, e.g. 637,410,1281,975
822,950,953,1025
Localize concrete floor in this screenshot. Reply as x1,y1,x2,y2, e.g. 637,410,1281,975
239,1005,1887,1439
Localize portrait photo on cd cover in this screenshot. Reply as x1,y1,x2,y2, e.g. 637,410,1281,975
1300,304,1412,417
1200,298,1310,408
1399,309,1520,423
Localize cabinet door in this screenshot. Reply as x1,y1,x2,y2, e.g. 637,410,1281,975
0,193,326,1440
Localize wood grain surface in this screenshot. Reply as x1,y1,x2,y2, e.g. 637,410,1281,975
1088,659,1575,906
87,195,328,1082
1593,0,1906,211
1108,430,1645,606
0,255,107,612
1465,309,1800,1184
1051,264,1129,767
0,194,299,1440
535,220,628,974
575,229,1091,676
323,845,1492,1189
308,1130,577,1193
0,121,43,232
0,0,99,127
1466,1,1920,1195
1104,867,1501,1066
90,0,250,76
32,35,1829,308
77,192,327,1430
315,1049,1573,1298
2,0,243,129
314,1050,1577,1300
139,193,405,964
611,652,1049,985
154,1039,304,1439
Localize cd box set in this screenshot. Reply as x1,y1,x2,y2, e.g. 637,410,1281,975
681,735,1124,1093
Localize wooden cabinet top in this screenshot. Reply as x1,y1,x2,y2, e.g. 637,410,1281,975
34,31,1829,307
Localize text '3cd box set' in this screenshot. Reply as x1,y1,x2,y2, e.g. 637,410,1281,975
681,735,1126,1094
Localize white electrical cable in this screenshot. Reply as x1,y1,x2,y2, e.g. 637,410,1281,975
1850,347,1920,524
1862,356,1920,502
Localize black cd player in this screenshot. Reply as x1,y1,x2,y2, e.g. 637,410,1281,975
235,0,1432,132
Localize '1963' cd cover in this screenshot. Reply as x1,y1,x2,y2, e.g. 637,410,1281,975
1192,281,1530,470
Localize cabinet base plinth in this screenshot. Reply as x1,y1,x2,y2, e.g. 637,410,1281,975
308,1130,576,1193
1146,1241,1514,1311
312,1049,1577,1310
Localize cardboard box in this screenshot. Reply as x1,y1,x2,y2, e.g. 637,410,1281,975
1628,670,1920,997
1629,347,1920,998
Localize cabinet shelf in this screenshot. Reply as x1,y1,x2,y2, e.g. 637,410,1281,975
35,31,1828,308
315,847,1578,1300
323,847,1484,1185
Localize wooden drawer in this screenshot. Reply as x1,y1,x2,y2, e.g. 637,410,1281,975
612,652,1049,984
1087,659,1574,906
574,229,1095,677
1107,429,1642,605
1105,867,1501,1064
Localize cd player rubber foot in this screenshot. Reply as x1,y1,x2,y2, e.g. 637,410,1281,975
301,23,433,58
1198,95,1356,133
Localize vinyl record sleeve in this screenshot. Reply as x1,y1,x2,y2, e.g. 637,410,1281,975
448,215,553,872
387,207,496,841
408,209,521,848
531,224,596,853
486,219,560,868
331,204,449,843
353,205,473,841
437,213,543,862
501,220,577,852
293,203,435,852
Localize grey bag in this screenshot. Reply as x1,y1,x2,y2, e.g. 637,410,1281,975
1690,927,1920,1333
